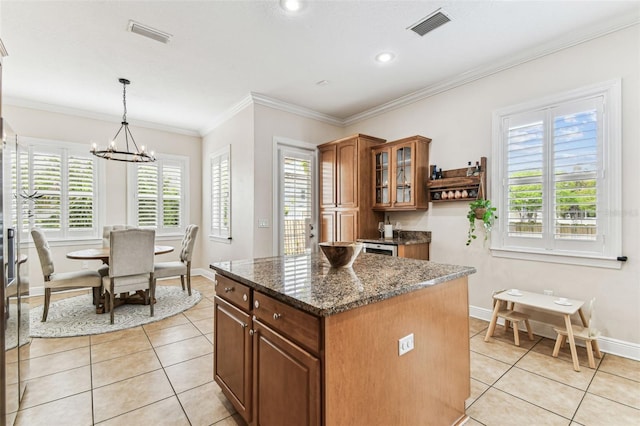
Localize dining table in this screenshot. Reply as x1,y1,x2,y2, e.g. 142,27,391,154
66,245,174,313
484,289,595,371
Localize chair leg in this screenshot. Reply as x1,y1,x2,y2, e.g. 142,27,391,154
585,340,596,369
41,288,52,322
109,280,115,324
150,276,155,317
513,321,520,346
186,264,192,296
180,275,186,291
524,319,534,340
552,334,564,358
593,341,602,359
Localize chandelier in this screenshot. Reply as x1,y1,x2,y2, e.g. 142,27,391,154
91,78,155,162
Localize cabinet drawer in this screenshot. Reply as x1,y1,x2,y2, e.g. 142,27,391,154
214,274,252,311
253,292,320,354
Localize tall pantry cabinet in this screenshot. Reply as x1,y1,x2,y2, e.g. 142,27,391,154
318,134,385,243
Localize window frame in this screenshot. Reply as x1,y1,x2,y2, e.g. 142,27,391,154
127,153,189,238
18,137,105,243
491,79,622,269
210,145,231,243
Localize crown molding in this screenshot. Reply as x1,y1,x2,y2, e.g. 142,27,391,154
199,94,254,136
343,14,640,127
3,96,200,137
250,92,344,127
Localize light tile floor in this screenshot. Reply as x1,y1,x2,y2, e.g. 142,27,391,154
8,278,640,425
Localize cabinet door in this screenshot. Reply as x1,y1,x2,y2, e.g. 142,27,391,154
214,296,252,423
252,320,320,426
319,211,335,243
372,146,392,209
336,139,358,208
318,145,336,208
392,142,416,208
337,210,358,242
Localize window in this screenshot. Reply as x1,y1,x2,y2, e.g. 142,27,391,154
491,80,621,268
16,138,103,240
281,149,314,255
210,146,231,241
128,155,188,236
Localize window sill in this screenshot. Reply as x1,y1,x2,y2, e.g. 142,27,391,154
490,247,623,270
209,235,232,244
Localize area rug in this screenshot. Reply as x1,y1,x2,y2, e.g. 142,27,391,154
6,303,31,349
29,286,202,338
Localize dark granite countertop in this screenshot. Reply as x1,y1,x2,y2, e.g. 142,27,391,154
210,252,474,317
358,230,431,246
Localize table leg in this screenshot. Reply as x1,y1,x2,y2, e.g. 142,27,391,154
484,300,502,342
564,314,581,372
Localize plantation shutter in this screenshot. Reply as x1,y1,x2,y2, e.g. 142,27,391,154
211,147,231,239
68,155,95,229
162,163,182,228
32,151,62,231
282,155,312,255
137,164,158,227
501,96,604,253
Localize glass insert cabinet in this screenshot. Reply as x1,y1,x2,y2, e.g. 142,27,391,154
372,135,431,211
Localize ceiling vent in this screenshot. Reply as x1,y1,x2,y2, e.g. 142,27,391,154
127,20,172,44
409,9,451,37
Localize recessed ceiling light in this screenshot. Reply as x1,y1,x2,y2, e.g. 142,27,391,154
375,52,396,64
316,80,329,86
280,0,302,12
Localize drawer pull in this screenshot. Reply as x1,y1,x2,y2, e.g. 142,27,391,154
214,279,218,286
273,313,282,320
224,287,234,293
242,294,248,302
254,300,260,309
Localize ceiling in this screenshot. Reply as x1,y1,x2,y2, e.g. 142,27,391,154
1,1,639,136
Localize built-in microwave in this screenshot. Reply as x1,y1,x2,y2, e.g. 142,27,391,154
362,242,397,256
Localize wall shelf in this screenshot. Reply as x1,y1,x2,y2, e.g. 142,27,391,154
427,157,487,203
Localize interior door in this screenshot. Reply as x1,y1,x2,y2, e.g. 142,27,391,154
277,144,317,255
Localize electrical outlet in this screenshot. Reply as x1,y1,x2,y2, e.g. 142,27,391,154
398,333,414,356
82,260,89,269
258,218,269,228
543,289,554,296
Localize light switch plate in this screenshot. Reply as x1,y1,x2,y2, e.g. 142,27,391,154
258,219,269,228
398,333,414,356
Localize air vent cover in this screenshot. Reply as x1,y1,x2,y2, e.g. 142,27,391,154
409,9,451,37
128,20,172,44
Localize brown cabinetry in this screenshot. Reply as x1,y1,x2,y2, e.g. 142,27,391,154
214,276,321,426
318,134,385,242
372,135,431,211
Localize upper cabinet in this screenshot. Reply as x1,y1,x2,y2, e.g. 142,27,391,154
372,135,431,211
318,134,386,242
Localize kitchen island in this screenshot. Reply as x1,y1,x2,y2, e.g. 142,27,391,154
210,252,475,426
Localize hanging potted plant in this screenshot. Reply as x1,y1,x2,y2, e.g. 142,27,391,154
466,199,498,246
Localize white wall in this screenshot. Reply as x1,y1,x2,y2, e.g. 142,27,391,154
3,105,203,288
344,26,640,346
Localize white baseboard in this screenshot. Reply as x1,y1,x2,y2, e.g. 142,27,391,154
192,268,215,280
470,305,640,361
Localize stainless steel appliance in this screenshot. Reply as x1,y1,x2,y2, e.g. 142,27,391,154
362,241,397,256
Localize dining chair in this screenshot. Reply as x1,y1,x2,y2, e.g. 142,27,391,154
552,297,601,368
103,228,156,324
98,225,137,277
31,228,102,322
492,289,534,346
154,224,199,296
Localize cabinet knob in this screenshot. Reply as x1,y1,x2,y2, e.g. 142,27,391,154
214,280,218,286
273,313,282,320
242,294,248,302
224,287,234,293
249,329,255,336
254,300,260,309
241,323,247,329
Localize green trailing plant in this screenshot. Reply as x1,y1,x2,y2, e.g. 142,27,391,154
466,199,498,246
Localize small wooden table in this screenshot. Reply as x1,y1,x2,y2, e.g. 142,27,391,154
67,245,174,264
484,290,595,372
66,246,174,313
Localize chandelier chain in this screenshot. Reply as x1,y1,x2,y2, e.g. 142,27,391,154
122,81,128,123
